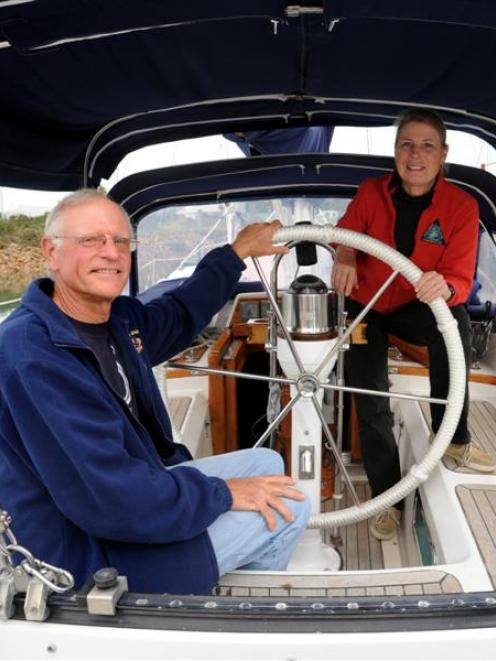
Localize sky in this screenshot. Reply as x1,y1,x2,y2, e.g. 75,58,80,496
1,127,495,216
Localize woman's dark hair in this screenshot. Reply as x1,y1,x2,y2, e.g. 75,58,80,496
394,108,447,146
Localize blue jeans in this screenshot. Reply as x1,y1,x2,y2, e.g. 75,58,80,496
176,448,311,577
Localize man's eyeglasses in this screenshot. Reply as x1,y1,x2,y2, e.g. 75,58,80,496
53,234,139,252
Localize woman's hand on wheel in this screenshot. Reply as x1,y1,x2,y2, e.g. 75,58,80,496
332,246,358,296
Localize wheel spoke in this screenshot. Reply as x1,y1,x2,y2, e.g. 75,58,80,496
333,297,347,511
167,362,296,387
314,270,400,377
319,380,448,406
310,393,361,506
252,391,302,449
169,360,447,405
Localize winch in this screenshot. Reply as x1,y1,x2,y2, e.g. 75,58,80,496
282,274,337,337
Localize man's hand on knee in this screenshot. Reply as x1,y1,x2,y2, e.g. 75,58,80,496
226,475,305,531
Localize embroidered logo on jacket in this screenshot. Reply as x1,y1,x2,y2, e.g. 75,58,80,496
422,220,445,245
129,329,144,354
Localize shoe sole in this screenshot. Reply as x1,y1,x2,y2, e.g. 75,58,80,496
369,527,397,542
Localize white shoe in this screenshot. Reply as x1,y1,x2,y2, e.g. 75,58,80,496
370,507,401,541
444,442,496,473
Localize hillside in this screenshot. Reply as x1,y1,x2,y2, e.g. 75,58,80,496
0,215,46,299
0,243,47,297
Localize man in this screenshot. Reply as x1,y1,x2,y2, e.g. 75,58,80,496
0,190,310,594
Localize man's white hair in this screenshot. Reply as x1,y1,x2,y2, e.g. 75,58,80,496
44,189,132,240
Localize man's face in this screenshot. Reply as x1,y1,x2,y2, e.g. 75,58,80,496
43,197,132,311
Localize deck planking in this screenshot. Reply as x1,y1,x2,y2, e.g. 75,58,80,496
457,485,496,588
323,482,384,572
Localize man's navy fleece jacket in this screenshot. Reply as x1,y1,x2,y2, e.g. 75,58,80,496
0,245,244,594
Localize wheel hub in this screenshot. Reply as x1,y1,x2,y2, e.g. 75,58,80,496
296,373,321,398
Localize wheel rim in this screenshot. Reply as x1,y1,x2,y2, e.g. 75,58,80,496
273,225,466,528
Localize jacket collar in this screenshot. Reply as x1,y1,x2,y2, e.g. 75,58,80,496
22,278,129,348
385,170,447,202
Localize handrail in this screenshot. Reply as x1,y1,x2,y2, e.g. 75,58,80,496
0,297,21,308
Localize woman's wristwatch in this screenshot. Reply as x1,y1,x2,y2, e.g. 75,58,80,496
446,283,455,301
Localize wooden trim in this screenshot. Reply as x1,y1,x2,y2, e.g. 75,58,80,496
387,335,496,383
208,329,232,454
467,372,496,385
388,365,430,377
278,384,292,471
165,368,203,379
168,343,208,365
350,395,361,462
388,334,429,366
223,338,247,452
232,320,268,346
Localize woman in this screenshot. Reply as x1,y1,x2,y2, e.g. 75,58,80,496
332,108,495,541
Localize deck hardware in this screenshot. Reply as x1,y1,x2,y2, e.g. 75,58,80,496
86,567,128,616
0,510,13,536
285,6,324,18
299,445,315,479
93,566,118,589
275,602,288,610
20,552,74,594
0,571,16,620
0,508,74,620
238,601,252,609
24,579,50,621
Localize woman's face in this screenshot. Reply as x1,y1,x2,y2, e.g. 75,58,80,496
394,121,448,196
